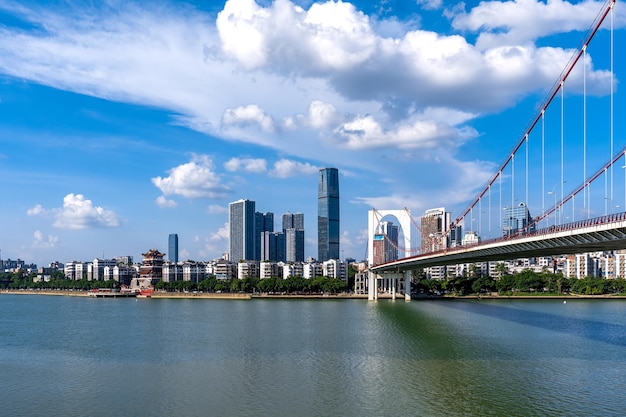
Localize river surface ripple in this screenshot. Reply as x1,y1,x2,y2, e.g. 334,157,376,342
1,295,625,416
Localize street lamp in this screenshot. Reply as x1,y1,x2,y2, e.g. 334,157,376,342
547,191,557,226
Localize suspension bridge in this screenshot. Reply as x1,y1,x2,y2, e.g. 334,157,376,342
366,0,624,300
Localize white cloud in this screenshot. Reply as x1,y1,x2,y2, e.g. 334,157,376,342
1,0,619,248
155,195,178,208
417,0,443,11
152,155,230,199
217,0,377,73
32,230,58,249
27,194,120,229
200,222,230,259
269,159,320,178
336,115,476,150
307,100,342,129
0,0,614,167
27,204,44,216
55,194,119,229
224,157,267,173
222,104,275,133
450,0,613,49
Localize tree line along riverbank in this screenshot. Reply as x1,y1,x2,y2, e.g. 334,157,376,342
3,269,626,298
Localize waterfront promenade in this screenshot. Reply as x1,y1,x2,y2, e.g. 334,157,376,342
0,289,370,300
3,289,625,300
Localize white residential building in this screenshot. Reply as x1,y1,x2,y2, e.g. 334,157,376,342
323,259,347,282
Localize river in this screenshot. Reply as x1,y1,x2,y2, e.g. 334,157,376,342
1,295,625,416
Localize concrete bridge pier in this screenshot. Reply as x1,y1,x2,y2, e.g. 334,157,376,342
368,270,377,301
405,271,411,301
368,270,411,301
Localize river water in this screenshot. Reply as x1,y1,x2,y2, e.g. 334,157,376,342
1,295,626,416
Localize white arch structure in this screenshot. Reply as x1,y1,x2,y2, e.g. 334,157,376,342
367,209,413,301
367,209,413,267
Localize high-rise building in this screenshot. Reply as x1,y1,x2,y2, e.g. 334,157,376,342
372,221,399,265
168,233,179,263
282,212,304,230
255,212,274,260
381,221,398,262
421,207,451,254
285,228,305,262
318,168,340,261
502,202,534,237
283,212,305,262
261,231,285,262
229,199,256,262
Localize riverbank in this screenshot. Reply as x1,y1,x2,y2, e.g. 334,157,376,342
3,289,626,300
0,289,370,300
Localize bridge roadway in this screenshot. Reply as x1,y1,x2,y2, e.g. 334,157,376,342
372,212,626,273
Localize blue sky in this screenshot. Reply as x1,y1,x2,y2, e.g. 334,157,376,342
0,0,624,266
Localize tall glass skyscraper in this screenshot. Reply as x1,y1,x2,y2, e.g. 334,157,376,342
502,202,534,237
168,233,179,263
255,212,274,261
318,168,340,261
229,199,256,262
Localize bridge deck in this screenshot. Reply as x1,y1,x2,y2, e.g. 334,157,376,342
372,213,626,272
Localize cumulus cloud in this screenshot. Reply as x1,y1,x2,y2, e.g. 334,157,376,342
269,159,320,178
152,155,230,199
1,0,619,245
336,115,477,150
32,230,58,249
307,100,342,129
210,222,230,242
27,194,120,229
450,0,613,49
0,0,615,167
224,157,267,173
222,104,275,133
217,0,377,73
155,195,178,208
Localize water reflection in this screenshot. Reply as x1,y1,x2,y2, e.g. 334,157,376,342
443,299,626,348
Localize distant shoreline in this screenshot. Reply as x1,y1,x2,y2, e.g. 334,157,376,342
2,289,626,300
0,289,367,300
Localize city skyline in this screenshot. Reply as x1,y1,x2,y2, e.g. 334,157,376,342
0,0,624,267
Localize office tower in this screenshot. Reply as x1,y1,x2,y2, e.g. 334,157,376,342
372,221,398,265
229,199,256,262
448,225,463,248
285,228,305,262
261,231,285,262
283,212,305,262
318,168,340,261
282,212,304,230
381,221,399,262
255,212,274,261
168,233,179,263
502,202,534,237
420,207,451,254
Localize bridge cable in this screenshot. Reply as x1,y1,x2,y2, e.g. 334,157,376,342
447,0,615,236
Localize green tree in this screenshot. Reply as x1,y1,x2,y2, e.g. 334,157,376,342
516,269,545,293
472,276,496,294
496,274,517,294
